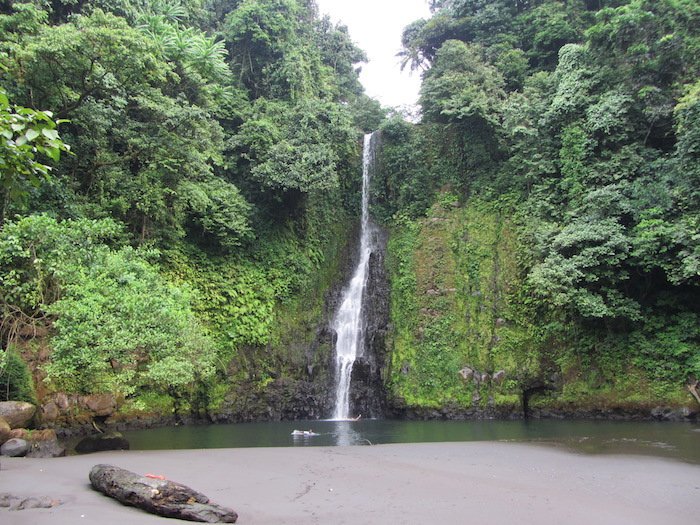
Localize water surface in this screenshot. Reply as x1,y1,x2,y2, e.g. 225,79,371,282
122,419,700,464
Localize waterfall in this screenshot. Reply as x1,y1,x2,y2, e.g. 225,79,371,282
332,132,376,421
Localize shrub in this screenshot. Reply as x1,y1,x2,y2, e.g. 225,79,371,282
0,349,36,403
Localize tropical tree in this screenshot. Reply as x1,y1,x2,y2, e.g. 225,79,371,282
0,89,69,224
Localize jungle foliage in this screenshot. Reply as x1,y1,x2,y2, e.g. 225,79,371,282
0,0,383,409
379,0,700,410
1,0,698,417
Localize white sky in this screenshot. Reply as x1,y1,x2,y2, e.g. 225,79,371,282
315,0,432,109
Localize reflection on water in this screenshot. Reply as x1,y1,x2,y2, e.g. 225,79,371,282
289,421,365,446
333,421,364,447
121,419,700,464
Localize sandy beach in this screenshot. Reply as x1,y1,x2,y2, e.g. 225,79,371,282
1,442,699,524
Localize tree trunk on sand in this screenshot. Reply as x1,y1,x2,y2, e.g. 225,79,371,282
89,464,238,523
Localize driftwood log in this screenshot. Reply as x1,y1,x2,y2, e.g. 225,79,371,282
89,464,238,523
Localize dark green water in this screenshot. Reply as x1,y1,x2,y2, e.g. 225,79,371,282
122,419,700,464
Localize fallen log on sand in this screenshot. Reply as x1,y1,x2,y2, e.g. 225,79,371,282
89,464,238,523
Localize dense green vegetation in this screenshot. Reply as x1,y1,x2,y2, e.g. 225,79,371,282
0,0,384,417
1,0,697,421
379,0,699,413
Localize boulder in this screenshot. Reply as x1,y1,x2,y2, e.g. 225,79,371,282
54,393,70,410
0,416,10,445
32,429,58,441
81,394,117,417
0,401,36,429
459,367,474,381
11,428,58,441
651,406,677,421
75,433,129,454
492,370,506,385
7,428,65,458
9,428,30,439
27,438,66,458
1,438,29,457
41,401,60,424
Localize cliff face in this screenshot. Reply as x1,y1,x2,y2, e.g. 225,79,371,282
213,219,392,423
215,222,364,423
384,197,698,422
26,198,697,431
26,216,393,430
348,225,390,419
219,221,390,421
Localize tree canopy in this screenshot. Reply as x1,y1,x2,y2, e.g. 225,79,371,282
0,0,372,409
378,0,700,402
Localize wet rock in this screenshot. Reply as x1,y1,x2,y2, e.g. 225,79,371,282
651,406,680,421
353,238,390,419
348,356,384,419
459,367,474,381
0,416,10,445
75,433,129,454
217,378,326,422
387,400,524,421
1,438,29,457
0,402,36,429
492,370,506,385
678,407,696,419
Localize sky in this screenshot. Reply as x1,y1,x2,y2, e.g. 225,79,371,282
315,0,432,109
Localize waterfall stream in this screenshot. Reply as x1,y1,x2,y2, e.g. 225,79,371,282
332,132,376,420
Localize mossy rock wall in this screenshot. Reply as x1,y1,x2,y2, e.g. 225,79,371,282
385,196,696,420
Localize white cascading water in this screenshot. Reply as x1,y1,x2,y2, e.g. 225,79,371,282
332,132,376,421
